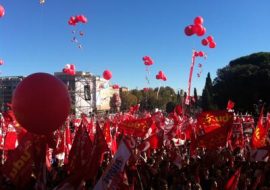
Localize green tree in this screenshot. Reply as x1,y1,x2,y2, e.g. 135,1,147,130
213,52,270,112
201,72,216,110
120,91,138,111
166,101,177,113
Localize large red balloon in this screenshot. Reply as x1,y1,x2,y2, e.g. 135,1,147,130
0,59,3,65
103,70,112,80
12,73,71,135
0,4,5,18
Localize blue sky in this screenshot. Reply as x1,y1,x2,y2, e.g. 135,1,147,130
1,0,270,95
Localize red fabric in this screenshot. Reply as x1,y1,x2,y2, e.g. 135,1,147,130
32,135,47,190
227,100,235,110
85,122,109,180
2,133,34,188
68,124,92,174
252,108,268,148
87,119,95,142
53,130,65,155
103,120,111,144
111,134,118,155
196,111,234,150
149,130,163,149
118,118,152,137
225,168,241,190
4,131,17,150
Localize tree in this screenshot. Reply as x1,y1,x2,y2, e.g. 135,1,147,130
201,72,216,110
193,88,198,103
110,93,121,112
120,91,138,111
213,52,270,113
166,101,176,113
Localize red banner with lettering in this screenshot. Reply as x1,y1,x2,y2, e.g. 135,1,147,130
118,118,152,137
2,133,34,188
196,111,233,150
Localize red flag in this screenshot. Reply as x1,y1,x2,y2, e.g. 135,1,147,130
148,130,164,149
85,122,109,181
228,121,244,150
2,133,34,188
4,131,17,150
118,118,152,137
251,107,268,148
94,140,131,190
225,168,241,190
196,111,234,150
68,124,92,174
103,120,111,144
111,134,118,155
227,100,235,110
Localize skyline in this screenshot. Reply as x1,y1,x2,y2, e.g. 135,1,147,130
1,0,270,94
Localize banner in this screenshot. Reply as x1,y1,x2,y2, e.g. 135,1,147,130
2,133,34,188
94,140,131,190
196,111,233,149
118,118,152,137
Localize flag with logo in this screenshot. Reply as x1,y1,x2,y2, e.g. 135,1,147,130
195,111,234,150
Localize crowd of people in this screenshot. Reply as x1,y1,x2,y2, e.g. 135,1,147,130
0,108,269,190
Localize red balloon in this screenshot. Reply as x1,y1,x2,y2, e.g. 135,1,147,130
194,16,204,25
68,16,77,26
69,70,75,75
62,68,67,73
184,25,194,36
112,84,120,89
12,73,71,135
209,41,216,48
142,56,154,66
207,35,214,42
70,64,75,71
0,59,4,65
76,15,88,23
103,70,112,80
0,4,5,18
156,74,161,80
201,38,208,46
162,76,167,81
196,26,206,36
198,51,204,57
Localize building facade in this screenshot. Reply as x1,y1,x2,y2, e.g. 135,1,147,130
55,71,120,115
0,72,120,115
0,76,24,111
54,71,96,116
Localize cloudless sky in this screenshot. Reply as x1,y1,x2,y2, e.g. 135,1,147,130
0,0,270,95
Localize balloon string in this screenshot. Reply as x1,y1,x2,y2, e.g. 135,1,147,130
145,66,150,86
